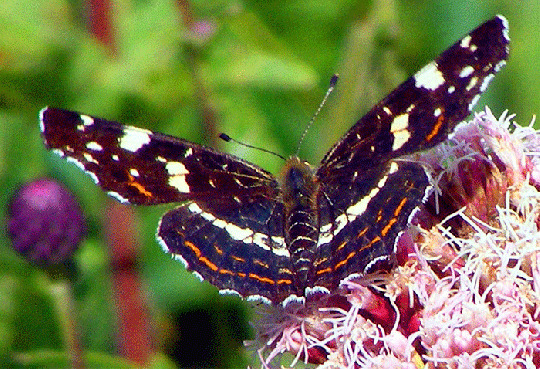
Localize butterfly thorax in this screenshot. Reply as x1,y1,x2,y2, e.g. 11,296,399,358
281,157,320,288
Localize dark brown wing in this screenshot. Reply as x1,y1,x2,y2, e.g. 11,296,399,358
313,16,509,289
41,107,299,303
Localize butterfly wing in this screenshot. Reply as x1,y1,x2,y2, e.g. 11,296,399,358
40,107,299,303
313,15,509,288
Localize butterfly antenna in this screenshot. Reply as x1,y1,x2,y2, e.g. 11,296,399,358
295,74,339,156
219,133,286,161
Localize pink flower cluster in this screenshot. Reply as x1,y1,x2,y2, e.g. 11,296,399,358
248,108,540,368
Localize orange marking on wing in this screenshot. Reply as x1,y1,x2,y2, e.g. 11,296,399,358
334,251,356,270
254,259,269,268
219,269,234,275
314,257,328,267
358,236,381,253
238,272,246,278
357,227,368,238
127,173,153,197
394,197,408,216
381,218,397,237
214,245,223,255
248,273,275,285
199,256,218,271
129,181,152,197
277,279,293,285
336,241,347,251
426,114,444,142
231,255,245,263
184,240,201,257
316,267,332,276
381,197,408,236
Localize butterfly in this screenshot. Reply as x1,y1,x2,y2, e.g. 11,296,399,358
41,16,509,306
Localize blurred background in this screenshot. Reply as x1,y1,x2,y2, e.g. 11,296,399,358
0,0,538,368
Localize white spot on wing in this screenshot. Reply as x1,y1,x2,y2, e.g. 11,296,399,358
118,127,152,152
392,130,411,151
459,65,474,78
414,61,445,90
66,156,85,171
245,294,272,305
494,60,506,72
390,114,411,151
52,148,65,158
460,35,472,48
305,286,330,296
168,176,190,192
77,115,95,132
156,230,176,256
166,161,190,192
80,115,94,126
190,270,204,282
87,172,99,184
466,76,479,91
201,211,215,221
83,153,99,164
497,15,510,42
166,161,189,175
188,203,202,214
130,168,139,177
39,108,47,133
86,141,103,151
390,114,409,133
282,294,305,307
388,162,399,174
225,223,253,240
220,289,243,299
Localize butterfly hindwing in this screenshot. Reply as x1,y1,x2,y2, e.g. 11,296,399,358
314,162,428,289
158,203,299,304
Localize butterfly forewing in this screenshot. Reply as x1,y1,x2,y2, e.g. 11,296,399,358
319,16,509,176
41,108,280,208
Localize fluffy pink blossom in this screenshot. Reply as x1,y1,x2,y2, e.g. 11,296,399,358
247,108,540,368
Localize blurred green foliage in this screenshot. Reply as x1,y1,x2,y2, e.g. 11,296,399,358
0,0,537,367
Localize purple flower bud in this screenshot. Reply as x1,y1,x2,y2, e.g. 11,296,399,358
7,178,86,266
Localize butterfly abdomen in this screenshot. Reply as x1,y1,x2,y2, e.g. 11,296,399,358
281,157,320,288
